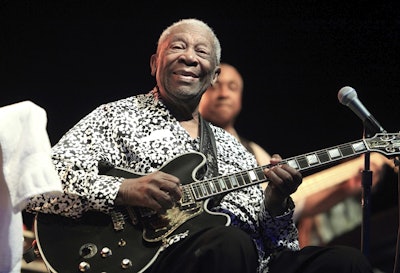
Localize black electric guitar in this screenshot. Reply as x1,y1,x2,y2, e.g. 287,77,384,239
34,132,400,273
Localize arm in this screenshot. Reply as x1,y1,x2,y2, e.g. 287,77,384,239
248,141,271,166
27,104,125,218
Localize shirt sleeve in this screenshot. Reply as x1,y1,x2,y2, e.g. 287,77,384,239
258,197,300,252
26,104,125,218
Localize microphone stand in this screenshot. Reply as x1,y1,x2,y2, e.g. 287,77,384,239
393,156,400,273
360,157,372,258
361,127,373,259
361,117,386,258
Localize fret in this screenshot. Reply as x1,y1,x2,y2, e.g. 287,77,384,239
203,181,213,195
208,180,217,193
223,177,233,189
242,171,252,185
352,141,367,153
296,156,309,169
200,183,207,196
339,144,355,157
248,170,257,182
218,177,227,190
191,181,213,200
289,143,358,172
213,178,222,192
255,168,266,183
316,150,331,163
286,159,300,170
236,173,246,186
191,183,200,198
305,153,319,165
229,175,239,187
328,147,342,159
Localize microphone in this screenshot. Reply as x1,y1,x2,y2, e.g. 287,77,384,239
338,86,386,134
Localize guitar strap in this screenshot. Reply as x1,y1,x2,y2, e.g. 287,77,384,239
199,114,219,179
199,115,226,208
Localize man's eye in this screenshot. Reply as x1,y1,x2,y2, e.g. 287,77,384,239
195,47,210,55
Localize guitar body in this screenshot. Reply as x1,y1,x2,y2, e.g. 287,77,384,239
35,152,230,273
34,133,400,272
35,211,153,273
35,206,228,273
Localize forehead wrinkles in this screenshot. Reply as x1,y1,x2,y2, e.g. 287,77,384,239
171,33,211,48
166,24,214,50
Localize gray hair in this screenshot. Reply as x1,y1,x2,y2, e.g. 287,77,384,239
157,18,221,65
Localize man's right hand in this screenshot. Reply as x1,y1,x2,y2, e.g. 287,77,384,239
115,171,182,213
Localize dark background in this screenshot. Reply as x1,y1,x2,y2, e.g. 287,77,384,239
1,0,399,160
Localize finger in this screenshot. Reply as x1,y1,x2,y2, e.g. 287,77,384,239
265,167,288,195
151,188,176,211
157,184,181,204
280,165,302,188
265,167,299,196
269,154,282,165
157,171,180,184
142,193,163,212
157,174,182,201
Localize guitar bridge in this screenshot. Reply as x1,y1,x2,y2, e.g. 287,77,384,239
110,211,125,231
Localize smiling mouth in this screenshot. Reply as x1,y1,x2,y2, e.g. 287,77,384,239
174,74,198,83
175,70,199,78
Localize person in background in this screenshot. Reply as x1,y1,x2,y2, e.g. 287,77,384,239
27,19,372,273
199,63,271,167
199,62,355,210
199,62,395,272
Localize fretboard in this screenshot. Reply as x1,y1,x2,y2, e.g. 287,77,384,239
186,138,371,201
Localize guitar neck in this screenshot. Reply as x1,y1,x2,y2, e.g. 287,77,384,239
186,133,399,203
291,152,393,203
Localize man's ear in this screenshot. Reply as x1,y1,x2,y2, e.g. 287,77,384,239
211,66,221,85
150,54,157,76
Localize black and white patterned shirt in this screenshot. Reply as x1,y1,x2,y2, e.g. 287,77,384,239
27,88,299,272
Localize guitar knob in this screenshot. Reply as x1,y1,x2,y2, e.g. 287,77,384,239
78,261,91,272
121,258,133,269
79,243,97,259
118,238,127,246
100,247,112,257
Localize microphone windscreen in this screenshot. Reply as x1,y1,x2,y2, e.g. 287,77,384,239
338,86,357,105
